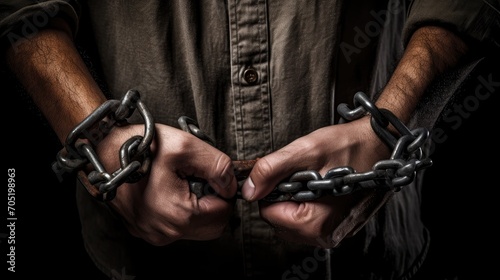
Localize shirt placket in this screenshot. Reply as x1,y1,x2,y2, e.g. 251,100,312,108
228,0,272,160
227,0,272,278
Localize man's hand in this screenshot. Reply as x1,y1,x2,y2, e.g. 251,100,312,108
97,123,237,246
242,116,390,248
241,25,469,248
4,21,239,246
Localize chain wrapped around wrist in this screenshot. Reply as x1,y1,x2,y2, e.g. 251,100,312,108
52,89,155,201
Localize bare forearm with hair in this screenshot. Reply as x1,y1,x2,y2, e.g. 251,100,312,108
5,19,106,143
375,26,469,124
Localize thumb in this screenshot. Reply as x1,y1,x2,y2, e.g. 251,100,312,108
241,148,306,202
188,146,238,199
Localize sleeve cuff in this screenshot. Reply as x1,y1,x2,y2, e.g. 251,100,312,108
403,0,500,49
0,1,81,48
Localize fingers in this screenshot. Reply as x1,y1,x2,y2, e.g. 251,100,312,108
188,195,235,239
122,192,234,246
258,200,333,247
258,195,357,248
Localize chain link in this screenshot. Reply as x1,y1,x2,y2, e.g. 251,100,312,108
183,91,433,202
52,89,155,201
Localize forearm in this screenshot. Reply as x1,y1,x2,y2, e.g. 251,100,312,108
376,25,469,124
5,19,106,143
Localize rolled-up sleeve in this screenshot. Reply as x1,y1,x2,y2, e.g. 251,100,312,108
403,0,500,49
0,0,80,48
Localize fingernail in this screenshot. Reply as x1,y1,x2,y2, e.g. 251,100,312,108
242,177,255,201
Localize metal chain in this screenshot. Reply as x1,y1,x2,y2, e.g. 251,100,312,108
183,91,433,202
52,89,155,201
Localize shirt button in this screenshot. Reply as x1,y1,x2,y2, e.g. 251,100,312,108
243,68,259,85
